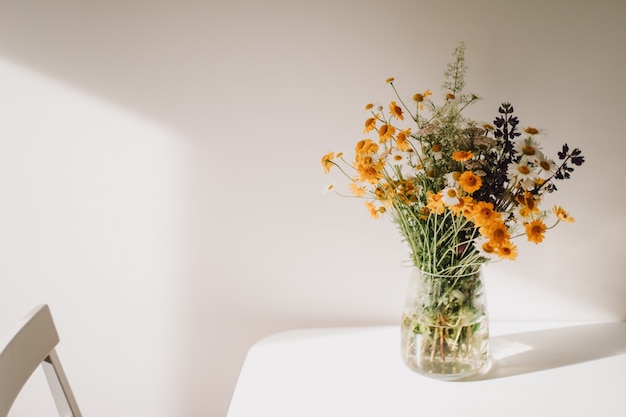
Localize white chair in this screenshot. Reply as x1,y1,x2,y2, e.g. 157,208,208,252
0,304,82,417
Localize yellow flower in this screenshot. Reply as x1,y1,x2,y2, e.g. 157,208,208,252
385,77,395,84
553,205,575,223
363,117,377,133
525,126,539,135
481,241,497,256
355,139,379,155
378,124,395,143
518,206,533,219
449,196,473,217
516,192,540,213
525,219,547,244
417,207,429,220
365,201,385,219
389,101,404,120
365,103,374,110
354,151,385,184
359,166,382,184
426,190,445,214
321,152,335,173
496,240,518,260
349,182,367,197
396,179,419,204
482,220,510,246
452,150,474,162
472,201,500,227
458,171,482,194
353,139,385,184
446,93,455,100
374,182,395,203
395,129,411,151
365,201,377,218
413,89,432,110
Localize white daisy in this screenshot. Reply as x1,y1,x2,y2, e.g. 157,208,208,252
427,143,443,160
444,171,461,188
507,160,535,185
404,165,420,179
508,160,532,176
441,187,460,206
389,148,410,165
536,154,556,180
514,136,542,161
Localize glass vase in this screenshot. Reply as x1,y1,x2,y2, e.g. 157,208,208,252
400,267,489,380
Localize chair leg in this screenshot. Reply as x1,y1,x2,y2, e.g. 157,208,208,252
42,349,82,417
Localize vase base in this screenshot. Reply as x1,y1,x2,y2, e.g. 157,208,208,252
404,356,492,381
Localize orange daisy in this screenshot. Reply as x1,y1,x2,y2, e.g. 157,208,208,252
426,190,445,214
553,205,575,223
458,171,482,194
349,182,367,197
365,201,385,219
389,101,404,120
496,240,518,260
452,150,474,162
395,129,412,151
355,139,378,155
321,152,335,173
448,196,473,217
482,220,510,246
363,117,377,133
525,219,547,244
472,201,500,227
378,124,395,143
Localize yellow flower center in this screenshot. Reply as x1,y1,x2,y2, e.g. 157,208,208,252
517,165,531,175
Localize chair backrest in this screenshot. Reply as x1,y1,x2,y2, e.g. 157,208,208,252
0,304,82,417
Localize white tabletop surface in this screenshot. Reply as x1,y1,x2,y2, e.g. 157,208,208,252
227,321,626,417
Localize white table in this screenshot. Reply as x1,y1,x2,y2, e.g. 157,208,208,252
227,321,626,417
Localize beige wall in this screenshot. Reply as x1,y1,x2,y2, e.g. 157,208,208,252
0,1,624,416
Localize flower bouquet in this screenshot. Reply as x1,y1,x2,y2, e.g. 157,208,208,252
321,42,585,378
